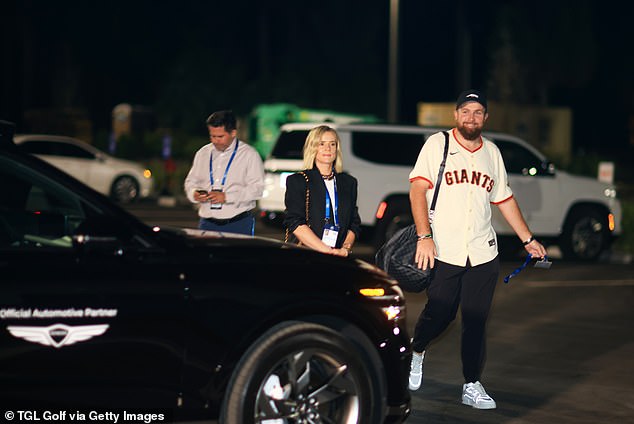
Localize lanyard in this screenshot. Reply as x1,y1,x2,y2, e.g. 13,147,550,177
503,254,551,283
504,254,532,283
209,140,239,187
504,254,552,283
324,177,339,227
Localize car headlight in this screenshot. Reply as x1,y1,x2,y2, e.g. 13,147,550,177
359,287,405,321
381,305,402,321
359,288,385,297
143,169,152,179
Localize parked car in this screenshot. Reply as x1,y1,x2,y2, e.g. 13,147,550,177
14,134,154,203
0,120,410,423
259,123,622,261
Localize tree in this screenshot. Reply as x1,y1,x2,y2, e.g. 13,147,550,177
487,1,598,105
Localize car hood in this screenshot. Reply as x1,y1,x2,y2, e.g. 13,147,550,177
176,227,288,245
158,226,398,289
556,169,616,199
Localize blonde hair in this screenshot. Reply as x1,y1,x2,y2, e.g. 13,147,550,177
302,125,344,173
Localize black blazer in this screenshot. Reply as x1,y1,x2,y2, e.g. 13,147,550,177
284,168,361,248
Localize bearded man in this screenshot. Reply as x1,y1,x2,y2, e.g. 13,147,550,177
407,89,547,409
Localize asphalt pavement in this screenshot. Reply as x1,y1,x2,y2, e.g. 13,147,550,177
403,262,634,424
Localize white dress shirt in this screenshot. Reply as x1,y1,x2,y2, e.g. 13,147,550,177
184,138,264,219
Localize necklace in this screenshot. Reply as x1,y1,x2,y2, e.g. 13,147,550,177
321,171,335,181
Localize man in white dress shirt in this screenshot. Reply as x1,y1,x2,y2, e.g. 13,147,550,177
184,110,264,235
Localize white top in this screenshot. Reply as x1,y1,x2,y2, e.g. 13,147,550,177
409,129,513,266
324,178,336,224
184,138,264,219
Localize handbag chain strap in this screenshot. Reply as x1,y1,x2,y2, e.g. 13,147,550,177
428,131,450,224
284,171,310,242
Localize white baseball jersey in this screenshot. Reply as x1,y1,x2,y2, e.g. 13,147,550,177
409,128,513,267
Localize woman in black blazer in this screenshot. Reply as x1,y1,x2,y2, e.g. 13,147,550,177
284,125,361,257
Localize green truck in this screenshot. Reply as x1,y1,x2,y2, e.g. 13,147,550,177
247,103,379,158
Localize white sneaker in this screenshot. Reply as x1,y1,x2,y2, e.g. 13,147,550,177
408,352,424,391
462,381,497,409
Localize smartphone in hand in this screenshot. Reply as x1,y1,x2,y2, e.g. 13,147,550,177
196,189,209,202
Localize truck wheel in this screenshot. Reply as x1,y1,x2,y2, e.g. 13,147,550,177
496,236,525,260
560,206,610,261
374,209,413,251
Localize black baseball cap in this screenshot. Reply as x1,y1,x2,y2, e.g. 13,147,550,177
456,89,487,110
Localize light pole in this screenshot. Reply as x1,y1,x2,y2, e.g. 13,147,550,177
388,0,400,123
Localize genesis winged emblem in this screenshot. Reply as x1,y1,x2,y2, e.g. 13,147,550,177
7,323,109,348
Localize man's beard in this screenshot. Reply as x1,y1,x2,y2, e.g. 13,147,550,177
457,124,482,141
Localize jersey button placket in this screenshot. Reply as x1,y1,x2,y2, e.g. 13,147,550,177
466,190,474,249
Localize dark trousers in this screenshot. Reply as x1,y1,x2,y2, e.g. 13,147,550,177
198,213,255,235
411,256,499,383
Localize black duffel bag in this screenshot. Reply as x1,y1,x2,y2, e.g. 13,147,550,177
375,224,433,292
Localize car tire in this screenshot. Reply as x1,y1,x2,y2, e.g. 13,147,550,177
111,176,139,204
496,235,525,260
560,206,610,261
220,321,383,424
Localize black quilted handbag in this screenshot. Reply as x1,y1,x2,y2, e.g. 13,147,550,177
375,132,449,292
375,224,433,292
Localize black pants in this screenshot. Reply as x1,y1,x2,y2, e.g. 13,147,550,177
411,256,499,383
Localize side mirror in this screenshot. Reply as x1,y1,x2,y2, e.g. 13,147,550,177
543,161,556,176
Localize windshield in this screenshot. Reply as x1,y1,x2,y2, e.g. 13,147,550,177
270,131,309,159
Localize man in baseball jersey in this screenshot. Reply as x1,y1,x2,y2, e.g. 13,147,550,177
407,89,547,409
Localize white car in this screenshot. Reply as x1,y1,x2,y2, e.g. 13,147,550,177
260,123,622,261
15,134,154,203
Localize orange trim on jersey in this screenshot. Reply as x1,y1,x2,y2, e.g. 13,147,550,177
491,194,514,205
452,128,483,153
409,176,433,189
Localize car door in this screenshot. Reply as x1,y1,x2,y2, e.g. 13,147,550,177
0,154,186,408
490,137,559,236
347,129,429,226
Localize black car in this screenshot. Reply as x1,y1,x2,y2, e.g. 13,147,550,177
0,121,411,423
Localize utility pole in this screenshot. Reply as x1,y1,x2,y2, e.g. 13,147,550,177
387,0,400,123
455,0,471,91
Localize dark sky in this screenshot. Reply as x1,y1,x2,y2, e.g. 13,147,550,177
1,1,632,155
